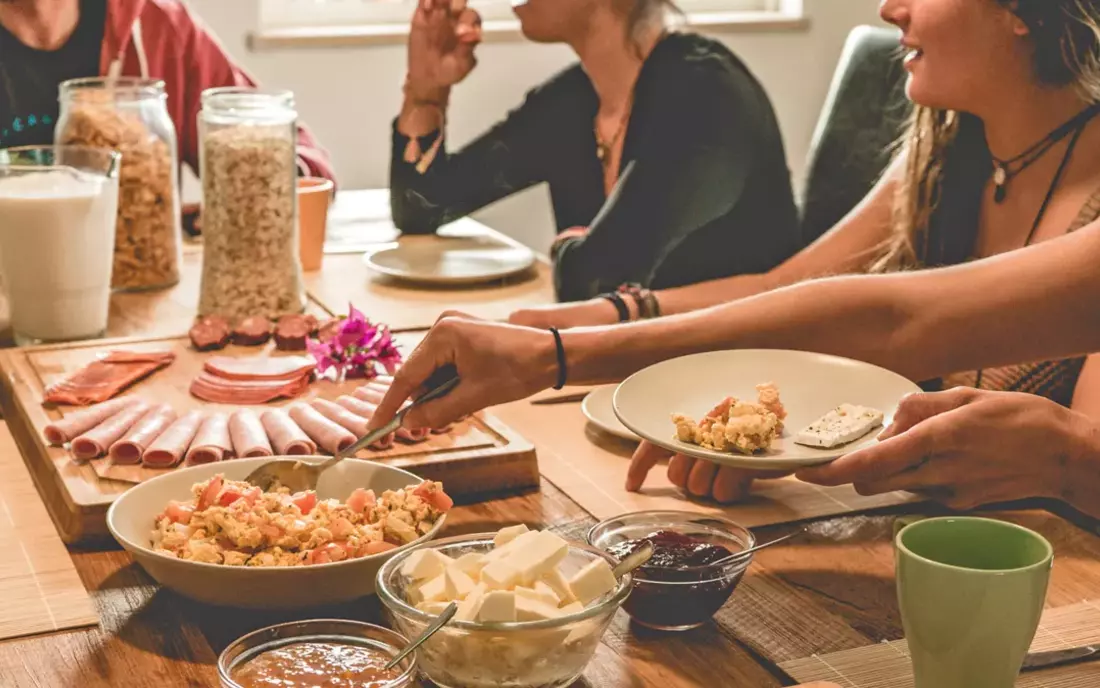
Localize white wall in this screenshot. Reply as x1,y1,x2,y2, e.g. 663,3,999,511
185,0,885,251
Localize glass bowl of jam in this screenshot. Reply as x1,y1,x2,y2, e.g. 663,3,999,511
588,511,755,631
218,619,416,688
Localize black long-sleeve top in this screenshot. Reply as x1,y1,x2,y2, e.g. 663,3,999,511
390,33,801,302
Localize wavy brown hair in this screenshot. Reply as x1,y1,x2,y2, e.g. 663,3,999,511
873,0,1100,272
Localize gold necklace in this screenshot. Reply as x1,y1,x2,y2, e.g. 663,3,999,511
594,99,633,164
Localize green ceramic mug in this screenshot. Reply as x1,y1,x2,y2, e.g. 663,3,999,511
895,516,1053,688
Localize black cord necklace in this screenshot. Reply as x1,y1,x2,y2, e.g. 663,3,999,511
991,103,1100,203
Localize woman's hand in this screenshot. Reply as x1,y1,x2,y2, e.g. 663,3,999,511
368,315,557,431
797,388,1090,511
406,0,482,96
508,299,620,329
626,440,793,503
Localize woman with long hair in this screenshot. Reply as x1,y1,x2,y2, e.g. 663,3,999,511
368,0,1100,517
391,0,801,302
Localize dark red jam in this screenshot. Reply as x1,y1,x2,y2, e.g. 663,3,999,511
607,530,743,630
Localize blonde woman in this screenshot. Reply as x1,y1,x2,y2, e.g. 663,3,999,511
367,0,1100,517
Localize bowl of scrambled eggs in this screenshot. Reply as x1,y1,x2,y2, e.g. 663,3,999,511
107,456,450,609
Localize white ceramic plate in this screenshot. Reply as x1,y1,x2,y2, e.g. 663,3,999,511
363,236,535,285
107,457,447,609
613,350,921,470
581,386,638,441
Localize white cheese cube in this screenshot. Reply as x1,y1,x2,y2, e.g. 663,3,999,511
483,530,540,563
514,581,560,608
477,591,516,622
401,548,454,580
540,567,576,604
455,582,488,622
417,573,448,603
480,559,521,590
559,601,585,615
568,559,617,605
451,552,487,577
416,600,451,615
794,404,885,449
444,567,476,600
515,595,564,621
493,524,530,548
512,531,569,583
534,580,561,605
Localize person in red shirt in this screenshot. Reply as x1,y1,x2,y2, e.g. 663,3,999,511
0,0,336,229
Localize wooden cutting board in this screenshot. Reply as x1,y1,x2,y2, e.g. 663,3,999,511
0,333,538,544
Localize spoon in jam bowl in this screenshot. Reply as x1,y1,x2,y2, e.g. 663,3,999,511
244,366,460,492
710,528,804,566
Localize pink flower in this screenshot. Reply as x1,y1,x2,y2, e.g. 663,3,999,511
306,304,403,380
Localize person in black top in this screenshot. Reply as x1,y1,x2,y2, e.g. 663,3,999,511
391,0,801,302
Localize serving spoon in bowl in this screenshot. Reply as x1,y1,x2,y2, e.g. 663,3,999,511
244,366,460,492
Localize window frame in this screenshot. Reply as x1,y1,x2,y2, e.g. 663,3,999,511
258,0,785,30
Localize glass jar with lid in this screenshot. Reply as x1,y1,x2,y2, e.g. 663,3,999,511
198,87,304,320
56,77,182,291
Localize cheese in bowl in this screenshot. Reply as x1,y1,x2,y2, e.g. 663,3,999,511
152,475,451,567
376,525,632,688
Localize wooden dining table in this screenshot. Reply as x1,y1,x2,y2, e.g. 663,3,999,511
2,190,1099,688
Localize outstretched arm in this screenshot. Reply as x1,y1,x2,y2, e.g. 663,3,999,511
373,217,1100,431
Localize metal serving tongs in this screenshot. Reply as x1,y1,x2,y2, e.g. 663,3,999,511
244,365,460,492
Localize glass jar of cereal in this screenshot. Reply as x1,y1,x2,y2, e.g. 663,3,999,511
197,88,304,320
57,78,182,291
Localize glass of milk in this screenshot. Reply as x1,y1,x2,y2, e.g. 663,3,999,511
0,146,120,345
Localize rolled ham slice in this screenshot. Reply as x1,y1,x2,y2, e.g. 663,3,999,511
261,408,317,456
359,378,453,433
109,403,178,464
287,403,355,455
43,396,142,446
70,400,152,461
186,412,232,465
342,395,428,444
229,409,274,458
143,410,204,468
333,396,394,449
352,386,385,405
310,398,370,435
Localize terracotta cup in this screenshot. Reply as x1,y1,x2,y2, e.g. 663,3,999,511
298,177,334,271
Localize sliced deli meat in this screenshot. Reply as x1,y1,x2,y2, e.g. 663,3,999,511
229,408,274,458
70,400,153,461
232,316,273,346
143,410,205,468
260,408,317,456
43,396,142,446
203,355,316,382
287,403,356,455
334,396,394,449
44,350,175,406
190,371,311,405
189,316,231,351
310,398,370,436
186,412,232,465
108,403,178,464
350,388,430,442
274,314,317,351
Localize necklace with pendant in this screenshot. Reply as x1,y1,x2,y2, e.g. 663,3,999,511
991,103,1100,204
595,98,633,165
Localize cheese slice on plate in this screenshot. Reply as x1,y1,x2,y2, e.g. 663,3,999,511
794,404,885,449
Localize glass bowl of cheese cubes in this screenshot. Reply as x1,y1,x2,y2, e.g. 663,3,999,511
375,525,632,688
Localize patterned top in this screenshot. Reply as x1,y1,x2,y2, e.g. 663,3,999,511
934,186,1100,406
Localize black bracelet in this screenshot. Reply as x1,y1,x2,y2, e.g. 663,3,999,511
598,293,630,322
549,327,567,390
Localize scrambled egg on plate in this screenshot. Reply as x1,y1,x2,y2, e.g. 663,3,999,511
672,383,787,454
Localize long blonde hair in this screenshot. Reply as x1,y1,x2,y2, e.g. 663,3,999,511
873,0,1100,272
